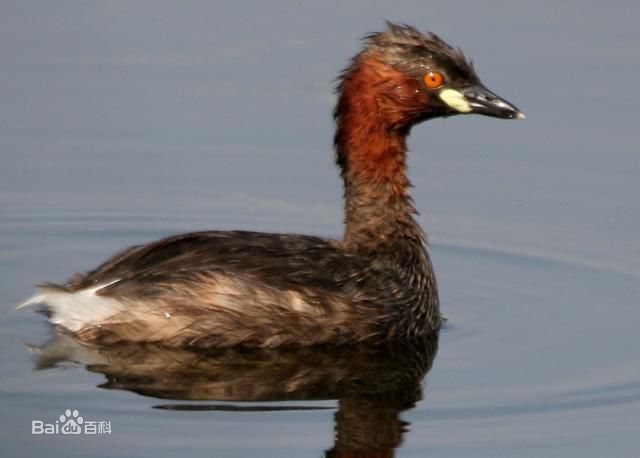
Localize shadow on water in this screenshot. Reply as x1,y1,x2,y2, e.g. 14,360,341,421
28,330,439,457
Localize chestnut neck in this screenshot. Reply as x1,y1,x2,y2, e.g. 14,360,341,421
334,58,425,253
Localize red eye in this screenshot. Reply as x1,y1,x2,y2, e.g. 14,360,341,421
423,71,444,89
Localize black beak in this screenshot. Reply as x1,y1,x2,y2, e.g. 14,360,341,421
462,84,525,120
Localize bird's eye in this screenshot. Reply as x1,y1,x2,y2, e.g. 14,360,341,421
423,71,444,89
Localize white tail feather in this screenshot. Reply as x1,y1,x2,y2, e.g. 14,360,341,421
16,281,124,332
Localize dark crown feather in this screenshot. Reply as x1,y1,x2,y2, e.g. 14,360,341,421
362,21,474,70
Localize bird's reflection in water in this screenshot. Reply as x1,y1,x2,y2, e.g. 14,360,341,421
30,331,439,457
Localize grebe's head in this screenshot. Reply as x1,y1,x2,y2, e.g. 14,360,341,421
336,22,524,128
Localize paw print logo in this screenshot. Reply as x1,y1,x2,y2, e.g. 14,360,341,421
60,409,83,435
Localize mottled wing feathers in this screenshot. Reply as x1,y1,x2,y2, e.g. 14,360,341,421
43,231,384,347
70,231,356,295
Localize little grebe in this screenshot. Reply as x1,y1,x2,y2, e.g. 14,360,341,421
19,23,523,347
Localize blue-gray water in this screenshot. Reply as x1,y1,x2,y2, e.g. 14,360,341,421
1,1,639,457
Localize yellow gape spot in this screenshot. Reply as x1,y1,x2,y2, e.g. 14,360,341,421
439,89,472,113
